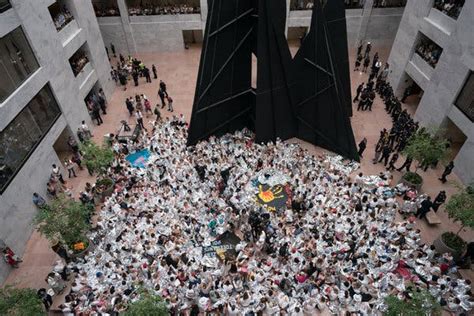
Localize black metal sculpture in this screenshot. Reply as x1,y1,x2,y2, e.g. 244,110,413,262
187,0,359,161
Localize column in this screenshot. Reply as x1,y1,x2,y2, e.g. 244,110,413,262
354,0,374,47
117,0,136,55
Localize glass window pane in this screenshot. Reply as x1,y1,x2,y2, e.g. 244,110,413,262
0,27,40,103
455,72,474,121
0,85,61,192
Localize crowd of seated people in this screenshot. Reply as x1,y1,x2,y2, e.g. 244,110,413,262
433,0,465,19
93,5,120,17
292,0,368,10
415,39,443,68
70,53,90,76
52,8,74,31
373,0,407,8
128,4,200,15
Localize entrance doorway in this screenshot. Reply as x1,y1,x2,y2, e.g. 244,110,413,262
439,117,467,162
400,73,424,116
182,30,203,49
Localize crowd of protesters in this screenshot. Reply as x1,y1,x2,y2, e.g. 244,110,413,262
415,39,443,68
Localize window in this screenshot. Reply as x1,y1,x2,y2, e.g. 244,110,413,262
48,1,74,32
0,27,40,103
69,44,90,77
455,72,474,122
0,0,11,13
433,0,465,20
414,33,443,68
373,0,407,8
0,85,61,193
92,0,120,17
126,0,200,15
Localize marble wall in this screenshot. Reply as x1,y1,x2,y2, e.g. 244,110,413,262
388,0,474,184
0,0,114,283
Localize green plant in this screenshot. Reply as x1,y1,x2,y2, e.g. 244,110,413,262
96,178,113,187
403,128,450,172
34,194,91,250
441,232,466,253
124,291,168,316
0,286,45,316
384,287,441,316
402,172,423,185
445,186,474,237
80,141,114,175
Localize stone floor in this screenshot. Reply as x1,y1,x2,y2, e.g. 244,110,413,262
3,43,473,301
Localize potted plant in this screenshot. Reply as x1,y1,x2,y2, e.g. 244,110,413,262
434,185,474,259
34,194,92,258
384,286,440,316
401,128,450,189
80,141,115,176
124,290,168,316
95,177,115,201
0,286,46,315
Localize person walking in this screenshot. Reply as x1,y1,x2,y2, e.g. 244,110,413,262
358,138,367,158
136,110,146,131
152,64,158,79
159,80,168,97
362,55,370,73
354,54,362,71
416,196,432,220
144,67,152,83
397,156,413,172
154,105,161,122
364,41,372,57
439,161,454,183
432,190,446,212
378,144,392,166
386,152,399,171
158,88,167,109
353,83,364,102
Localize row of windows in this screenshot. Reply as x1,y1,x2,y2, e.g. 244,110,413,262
0,85,62,193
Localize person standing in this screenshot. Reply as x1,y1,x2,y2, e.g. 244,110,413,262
364,41,372,57
358,138,367,158
432,190,446,212
64,159,77,178
132,70,139,86
439,161,454,183
416,196,432,220
357,41,363,56
119,71,127,91
167,95,174,112
92,102,103,125
81,120,93,139
144,67,152,83
126,97,135,116
353,83,364,102
110,43,116,57
135,110,146,130
72,151,83,170
152,64,158,79
52,164,65,184
354,54,362,71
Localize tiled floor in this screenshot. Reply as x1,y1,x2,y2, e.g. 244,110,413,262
3,43,473,296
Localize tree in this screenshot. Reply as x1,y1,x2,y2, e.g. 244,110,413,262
445,185,474,236
402,128,450,172
80,141,114,175
0,286,45,316
384,287,441,316
124,292,168,316
34,194,91,249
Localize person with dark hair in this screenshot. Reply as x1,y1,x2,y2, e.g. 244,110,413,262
386,152,399,171
358,138,367,158
439,161,454,183
432,190,446,212
152,64,158,79
416,196,432,220
110,43,116,57
353,82,364,102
